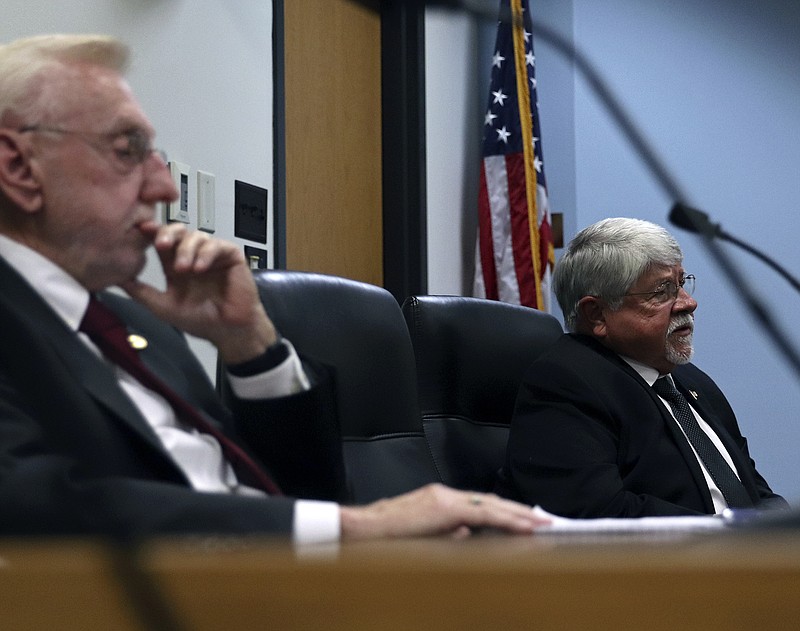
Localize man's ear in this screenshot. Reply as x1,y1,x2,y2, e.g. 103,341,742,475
576,296,608,338
0,131,44,213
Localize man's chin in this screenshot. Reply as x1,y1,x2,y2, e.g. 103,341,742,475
85,256,146,291
667,344,694,366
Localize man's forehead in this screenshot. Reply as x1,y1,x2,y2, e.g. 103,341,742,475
638,264,684,285
45,65,153,133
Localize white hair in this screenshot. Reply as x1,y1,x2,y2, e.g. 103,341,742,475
0,34,129,126
554,217,683,331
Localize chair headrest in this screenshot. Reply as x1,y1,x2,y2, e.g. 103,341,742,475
402,295,562,424
254,270,423,437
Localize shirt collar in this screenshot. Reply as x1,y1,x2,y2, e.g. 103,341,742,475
0,234,90,332
619,354,667,387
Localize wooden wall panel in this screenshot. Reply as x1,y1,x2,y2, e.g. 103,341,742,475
283,0,383,285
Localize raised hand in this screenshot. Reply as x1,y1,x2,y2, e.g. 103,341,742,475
121,221,277,364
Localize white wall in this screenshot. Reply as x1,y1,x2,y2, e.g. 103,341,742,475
2,0,274,381
424,11,480,296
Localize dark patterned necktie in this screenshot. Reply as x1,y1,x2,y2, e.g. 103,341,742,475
652,376,751,508
80,295,282,496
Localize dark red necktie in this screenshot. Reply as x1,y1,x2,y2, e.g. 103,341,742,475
80,295,282,496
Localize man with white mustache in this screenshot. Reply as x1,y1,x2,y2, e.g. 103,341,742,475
497,217,788,517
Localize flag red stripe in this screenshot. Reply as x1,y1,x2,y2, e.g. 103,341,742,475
477,163,499,300
506,154,537,308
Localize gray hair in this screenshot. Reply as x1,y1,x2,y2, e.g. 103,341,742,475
554,217,683,331
0,34,129,126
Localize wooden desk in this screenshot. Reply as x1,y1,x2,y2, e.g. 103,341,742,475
2,530,800,630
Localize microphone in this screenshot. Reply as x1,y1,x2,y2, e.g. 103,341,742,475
670,202,800,295
669,202,720,237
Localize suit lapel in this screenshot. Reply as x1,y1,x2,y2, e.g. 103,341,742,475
0,259,174,457
98,295,226,431
646,376,718,510
597,347,717,511
671,374,754,490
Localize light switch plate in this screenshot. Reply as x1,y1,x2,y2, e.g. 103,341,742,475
167,161,190,223
197,170,215,233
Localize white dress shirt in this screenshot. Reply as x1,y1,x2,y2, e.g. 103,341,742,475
622,356,741,514
0,235,340,545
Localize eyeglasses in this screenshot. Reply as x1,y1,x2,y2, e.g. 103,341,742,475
623,274,696,305
18,124,164,170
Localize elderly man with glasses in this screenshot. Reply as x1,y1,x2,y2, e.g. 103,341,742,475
497,217,788,518
0,34,546,541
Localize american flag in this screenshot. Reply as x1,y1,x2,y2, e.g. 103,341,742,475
473,0,555,310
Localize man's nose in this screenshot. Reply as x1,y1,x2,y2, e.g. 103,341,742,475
673,286,697,313
141,151,178,204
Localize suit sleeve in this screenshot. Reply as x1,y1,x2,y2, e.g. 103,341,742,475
229,359,348,504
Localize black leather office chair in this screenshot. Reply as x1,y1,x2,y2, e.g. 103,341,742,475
402,295,563,492
220,270,440,504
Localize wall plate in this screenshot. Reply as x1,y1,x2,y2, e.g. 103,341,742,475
234,180,268,243
167,161,190,223
197,170,216,232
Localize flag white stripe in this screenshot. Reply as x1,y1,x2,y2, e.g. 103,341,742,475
484,155,522,305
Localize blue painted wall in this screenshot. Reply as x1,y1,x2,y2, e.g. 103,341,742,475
529,0,800,502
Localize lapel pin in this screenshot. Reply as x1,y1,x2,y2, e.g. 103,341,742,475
127,334,148,350
689,390,699,400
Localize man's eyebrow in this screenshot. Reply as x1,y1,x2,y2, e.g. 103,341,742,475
657,269,684,281
108,118,153,135
650,273,680,289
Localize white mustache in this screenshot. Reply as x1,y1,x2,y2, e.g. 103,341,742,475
667,314,694,335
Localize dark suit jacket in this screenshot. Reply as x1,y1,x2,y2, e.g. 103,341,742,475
496,333,787,517
0,256,345,538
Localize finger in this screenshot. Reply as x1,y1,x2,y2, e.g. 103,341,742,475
450,525,472,539
151,221,188,247
148,223,188,274
119,278,169,315
191,238,242,272
460,492,548,534
173,232,241,274
170,230,212,272
154,228,215,274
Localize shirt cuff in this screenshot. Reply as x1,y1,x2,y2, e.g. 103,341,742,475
293,500,341,546
226,340,311,399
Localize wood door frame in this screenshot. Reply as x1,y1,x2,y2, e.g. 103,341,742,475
273,0,427,301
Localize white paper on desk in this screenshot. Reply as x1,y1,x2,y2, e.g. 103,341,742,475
531,505,728,535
